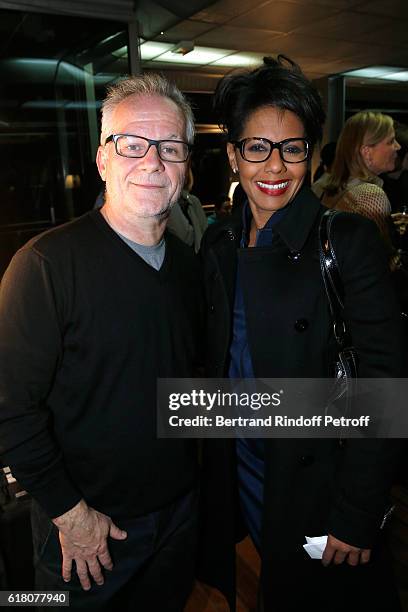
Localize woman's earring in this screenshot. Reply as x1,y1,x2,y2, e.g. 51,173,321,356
233,168,238,174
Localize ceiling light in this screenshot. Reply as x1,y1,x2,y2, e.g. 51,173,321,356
139,41,174,60
156,46,232,65
381,71,408,82
112,45,128,58
211,53,264,67
343,66,406,79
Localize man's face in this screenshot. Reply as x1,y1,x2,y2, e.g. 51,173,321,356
97,94,187,220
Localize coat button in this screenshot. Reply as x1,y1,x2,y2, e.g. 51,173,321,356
294,318,308,332
209,304,215,312
227,230,236,241
300,455,314,466
288,251,301,262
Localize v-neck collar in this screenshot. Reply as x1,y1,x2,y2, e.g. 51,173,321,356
89,209,172,276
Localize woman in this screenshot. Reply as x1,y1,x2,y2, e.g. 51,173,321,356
322,111,400,265
198,56,403,611
322,112,408,329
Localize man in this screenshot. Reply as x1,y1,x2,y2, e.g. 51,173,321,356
166,164,208,253
311,141,337,200
0,74,202,610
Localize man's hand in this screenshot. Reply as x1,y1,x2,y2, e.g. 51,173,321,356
322,534,371,567
52,499,127,590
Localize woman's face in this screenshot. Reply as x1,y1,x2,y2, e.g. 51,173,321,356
361,130,401,175
227,106,308,227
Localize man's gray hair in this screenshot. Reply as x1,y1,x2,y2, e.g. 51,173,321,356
100,72,195,145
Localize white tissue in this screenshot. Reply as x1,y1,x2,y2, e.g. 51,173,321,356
303,535,328,559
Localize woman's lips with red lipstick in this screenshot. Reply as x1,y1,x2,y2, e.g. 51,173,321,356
256,180,289,196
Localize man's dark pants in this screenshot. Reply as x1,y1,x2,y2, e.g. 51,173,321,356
31,488,198,611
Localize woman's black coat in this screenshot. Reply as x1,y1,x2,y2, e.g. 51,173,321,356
198,186,403,611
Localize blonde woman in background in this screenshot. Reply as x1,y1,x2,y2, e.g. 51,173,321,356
322,111,400,268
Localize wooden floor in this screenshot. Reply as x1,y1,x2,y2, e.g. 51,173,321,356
185,537,260,612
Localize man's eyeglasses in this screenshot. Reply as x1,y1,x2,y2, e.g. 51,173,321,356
105,134,192,163
231,137,310,164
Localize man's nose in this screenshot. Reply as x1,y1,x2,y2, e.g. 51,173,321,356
139,144,164,170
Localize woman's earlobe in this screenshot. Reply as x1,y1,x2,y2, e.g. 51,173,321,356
226,142,238,172
360,144,371,164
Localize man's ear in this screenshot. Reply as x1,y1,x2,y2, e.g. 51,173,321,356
227,142,238,174
96,145,108,181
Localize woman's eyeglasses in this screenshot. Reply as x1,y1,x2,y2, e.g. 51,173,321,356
231,137,310,163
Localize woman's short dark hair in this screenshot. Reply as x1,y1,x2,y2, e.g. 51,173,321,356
213,55,325,147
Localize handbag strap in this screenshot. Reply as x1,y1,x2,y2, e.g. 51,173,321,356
318,209,349,348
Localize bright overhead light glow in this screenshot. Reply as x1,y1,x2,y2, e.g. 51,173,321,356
140,41,174,60
157,47,231,65
12,58,56,67
99,33,124,46
343,66,405,79
211,53,263,67
381,71,408,81
112,45,128,58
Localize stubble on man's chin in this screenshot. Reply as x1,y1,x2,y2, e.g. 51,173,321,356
131,204,173,221
141,198,176,220
155,199,174,220
128,190,180,220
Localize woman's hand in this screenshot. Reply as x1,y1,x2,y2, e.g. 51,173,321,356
322,534,371,567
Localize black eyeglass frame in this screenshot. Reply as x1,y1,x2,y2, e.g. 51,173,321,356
105,133,192,163
231,137,310,164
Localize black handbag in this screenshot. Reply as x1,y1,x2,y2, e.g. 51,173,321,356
319,209,358,412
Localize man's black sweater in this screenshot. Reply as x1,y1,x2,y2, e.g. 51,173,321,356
0,210,203,519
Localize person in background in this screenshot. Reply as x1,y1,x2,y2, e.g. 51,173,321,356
321,111,400,268
166,163,208,252
198,55,403,612
321,113,408,333
381,122,408,256
311,141,337,199
207,193,232,225
0,73,202,611
381,121,408,214
382,123,408,360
